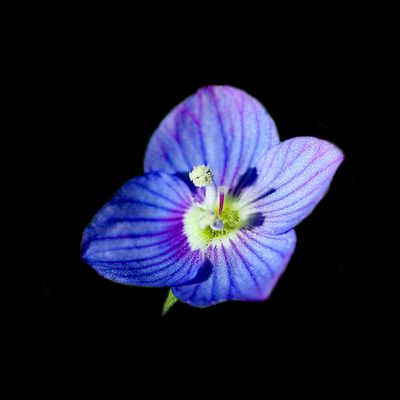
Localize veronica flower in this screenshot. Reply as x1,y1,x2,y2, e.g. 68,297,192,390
82,86,343,308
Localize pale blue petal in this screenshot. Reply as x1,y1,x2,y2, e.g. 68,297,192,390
172,229,296,307
239,137,344,235
144,85,280,188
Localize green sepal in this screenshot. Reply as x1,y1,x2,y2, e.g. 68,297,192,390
162,289,179,316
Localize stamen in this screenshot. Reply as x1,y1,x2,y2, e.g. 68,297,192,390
188,165,224,232
189,165,213,187
204,184,218,209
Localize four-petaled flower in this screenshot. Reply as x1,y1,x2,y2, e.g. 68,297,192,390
82,86,344,308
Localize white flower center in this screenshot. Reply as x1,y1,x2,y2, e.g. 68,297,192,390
185,165,255,251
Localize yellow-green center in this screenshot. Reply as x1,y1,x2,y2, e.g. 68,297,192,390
184,195,243,250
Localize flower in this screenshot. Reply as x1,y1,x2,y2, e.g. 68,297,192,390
82,85,344,308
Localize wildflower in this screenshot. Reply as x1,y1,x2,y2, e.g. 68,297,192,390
82,86,343,308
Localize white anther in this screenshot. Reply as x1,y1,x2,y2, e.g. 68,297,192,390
189,165,213,187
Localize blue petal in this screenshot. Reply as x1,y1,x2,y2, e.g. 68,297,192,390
239,137,344,235
144,85,280,188
82,172,205,287
172,229,296,307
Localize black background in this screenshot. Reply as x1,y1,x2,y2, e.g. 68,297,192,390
32,20,388,367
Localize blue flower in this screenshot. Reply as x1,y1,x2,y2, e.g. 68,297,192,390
82,86,344,308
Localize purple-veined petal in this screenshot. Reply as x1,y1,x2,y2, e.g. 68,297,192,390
144,85,280,188
239,137,344,235
82,172,206,287
172,229,296,307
